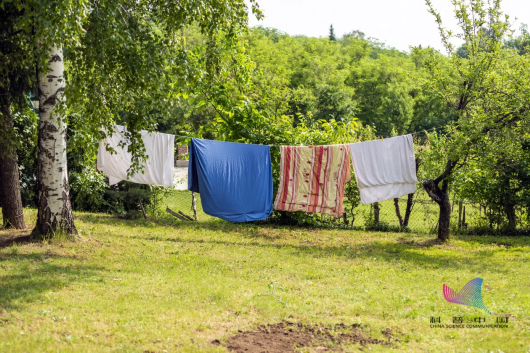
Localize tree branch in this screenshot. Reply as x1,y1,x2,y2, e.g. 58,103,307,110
434,159,458,184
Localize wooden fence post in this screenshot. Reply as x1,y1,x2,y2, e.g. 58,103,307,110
192,192,198,221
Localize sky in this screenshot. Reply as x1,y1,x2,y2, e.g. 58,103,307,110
247,0,530,53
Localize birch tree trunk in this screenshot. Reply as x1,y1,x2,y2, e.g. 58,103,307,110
35,46,77,237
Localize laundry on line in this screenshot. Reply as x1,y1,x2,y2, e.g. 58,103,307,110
350,134,417,204
97,126,417,222
97,125,175,187
188,138,273,222
274,144,351,218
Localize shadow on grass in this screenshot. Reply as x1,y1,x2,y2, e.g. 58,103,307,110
76,213,361,236
77,212,530,245
75,213,530,275
452,234,530,248
0,227,34,249
107,232,519,275
76,213,251,233
0,253,104,310
0,235,33,248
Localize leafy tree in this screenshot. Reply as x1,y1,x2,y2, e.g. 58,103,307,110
244,27,444,136
346,55,418,135
312,84,357,123
338,34,371,64
504,24,530,55
454,135,530,230
3,0,262,237
409,48,458,132
456,44,469,58
417,0,530,240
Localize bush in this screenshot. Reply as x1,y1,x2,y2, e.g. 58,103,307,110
69,168,107,212
104,182,169,219
69,165,168,219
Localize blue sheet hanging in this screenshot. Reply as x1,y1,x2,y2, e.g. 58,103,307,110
188,138,273,222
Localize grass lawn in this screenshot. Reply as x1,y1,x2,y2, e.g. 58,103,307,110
1,210,529,352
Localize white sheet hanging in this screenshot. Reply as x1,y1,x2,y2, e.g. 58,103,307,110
97,125,175,187
350,135,417,204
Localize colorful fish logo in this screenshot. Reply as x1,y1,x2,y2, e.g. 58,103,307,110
443,278,491,314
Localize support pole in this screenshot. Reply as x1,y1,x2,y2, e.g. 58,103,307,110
192,192,198,221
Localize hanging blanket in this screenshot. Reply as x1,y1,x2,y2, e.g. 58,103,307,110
273,145,351,217
349,134,417,204
97,125,175,187
188,138,273,222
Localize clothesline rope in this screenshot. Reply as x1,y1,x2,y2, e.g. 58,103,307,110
172,126,442,147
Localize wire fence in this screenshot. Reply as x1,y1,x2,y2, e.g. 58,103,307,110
158,170,515,234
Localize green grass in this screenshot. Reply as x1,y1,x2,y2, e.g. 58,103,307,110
1,210,530,352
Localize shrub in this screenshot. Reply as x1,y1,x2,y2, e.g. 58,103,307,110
69,168,107,212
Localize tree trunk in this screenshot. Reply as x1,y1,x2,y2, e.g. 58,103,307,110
505,204,516,230
458,201,463,228
35,46,77,237
423,178,451,242
403,193,414,227
423,159,457,242
393,198,404,227
0,169,4,209
399,157,419,228
438,189,451,241
373,202,380,224
0,91,26,229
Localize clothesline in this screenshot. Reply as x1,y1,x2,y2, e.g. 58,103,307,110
376,126,441,139
171,125,442,147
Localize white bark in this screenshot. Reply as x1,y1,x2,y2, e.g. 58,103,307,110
36,46,77,236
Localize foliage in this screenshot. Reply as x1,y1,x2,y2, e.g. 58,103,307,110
504,24,530,55
11,103,38,207
104,182,157,219
452,128,530,230
243,27,453,135
347,55,417,135
342,176,361,226
2,0,263,177
0,4,36,155
69,168,107,212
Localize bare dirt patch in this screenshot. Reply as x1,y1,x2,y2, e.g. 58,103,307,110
213,321,396,352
